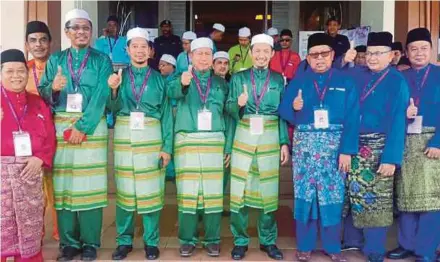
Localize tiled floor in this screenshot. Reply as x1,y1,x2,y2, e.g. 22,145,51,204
42,164,416,261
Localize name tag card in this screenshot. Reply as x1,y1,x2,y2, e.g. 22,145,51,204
250,116,264,135
66,94,83,113
407,116,423,134
13,131,32,157
314,108,329,129
198,109,212,131
130,112,145,130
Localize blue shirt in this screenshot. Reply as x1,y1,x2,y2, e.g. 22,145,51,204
402,64,440,148
351,66,409,165
94,36,129,64
279,68,360,155
176,51,191,73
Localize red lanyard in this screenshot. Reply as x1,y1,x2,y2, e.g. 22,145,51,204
192,70,212,105
279,51,291,73
360,69,390,103
250,68,271,113
1,85,28,131
67,48,91,92
32,65,39,87
313,70,333,105
128,67,152,109
412,65,431,106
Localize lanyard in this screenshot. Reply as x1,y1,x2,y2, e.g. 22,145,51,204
411,65,431,106
360,69,390,103
192,70,212,105
128,67,152,109
32,64,39,87
108,36,118,53
279,51,291,73
313,70,333,106
250,68,271,113
239,46,249,66
1,85,28,132
67,48,91,92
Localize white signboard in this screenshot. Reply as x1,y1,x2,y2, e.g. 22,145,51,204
299,31,323,60
145,28,158,42
339,26,371,48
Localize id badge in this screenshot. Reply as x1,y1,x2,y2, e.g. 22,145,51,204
66,94,83,113
250,116,264,135
197,108,212,131
13,131,32,157
314,107,329,129
407,116,423,134
130,112,145,130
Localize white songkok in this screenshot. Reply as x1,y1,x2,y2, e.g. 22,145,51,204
190,37,214,52
160,54,176,66
182,31,197,41
212,23,225,33
65,9,92,23
213,51,229,61
238,27,251,38
127,27,149,42
251,34,274,48
267,27,278,36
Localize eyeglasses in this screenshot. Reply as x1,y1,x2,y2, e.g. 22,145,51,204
308,50,332,59
365,50,391,57
68,25,92,32
279,38,291,43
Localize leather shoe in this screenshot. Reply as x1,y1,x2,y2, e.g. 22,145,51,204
145,246,160,260
327,253,347,262
260,245,283,260
368,253,385,262
387,246,414,259
57,246,81,261
81,246,97,261
296,251,312,262
205,243,220,257
112,245,133,260
231,245,248,260
179,244,195,257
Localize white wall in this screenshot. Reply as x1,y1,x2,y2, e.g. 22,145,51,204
0,0,26,51
361,0,395,36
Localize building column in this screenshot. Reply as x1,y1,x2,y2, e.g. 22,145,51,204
394,0,439,62
360,0,395,35
1,0,26,51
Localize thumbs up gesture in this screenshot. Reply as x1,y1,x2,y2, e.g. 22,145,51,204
52,66,67,92
293,89,304,111
181,65,193,87
406,97,418,119
238,84,249,107
108,69,123,90
343,49,357,64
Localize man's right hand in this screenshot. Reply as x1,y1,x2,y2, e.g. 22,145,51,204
52,66,67,92
238,84,249,107
108,69,123,90
181,65,193,87
293,89,304,111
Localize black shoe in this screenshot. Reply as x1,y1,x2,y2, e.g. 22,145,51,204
57,246,82,261
81,246,97,261
367,253,385,262
386,246,414,259
112,245,133,260
260,245,283,260
231,245,248,260
145,246,160,260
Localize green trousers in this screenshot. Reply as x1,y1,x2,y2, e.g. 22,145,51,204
116,206,161,246
57,208,103,249
230,206,277,246
178,210,222,246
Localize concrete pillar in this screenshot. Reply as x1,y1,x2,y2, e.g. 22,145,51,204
1,0,26,51
361,0,395,36
288,1,300,52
